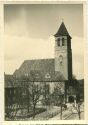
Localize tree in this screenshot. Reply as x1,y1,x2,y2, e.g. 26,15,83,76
72,75,82,119
52,82,65,119
27,82,42,119
25,71,43,119
77,103,81,119
5,72,43,120
42,82,51,107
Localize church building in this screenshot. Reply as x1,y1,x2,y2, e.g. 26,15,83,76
5,22,73,105
13,22,72,97
14,22,72,80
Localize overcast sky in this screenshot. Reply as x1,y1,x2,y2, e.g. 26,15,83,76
4,4,84,79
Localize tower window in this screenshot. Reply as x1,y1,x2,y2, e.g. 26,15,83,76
62,38,65,46
59,55,63,65
57,38,60,46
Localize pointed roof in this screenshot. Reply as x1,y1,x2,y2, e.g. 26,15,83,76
54,22,71,38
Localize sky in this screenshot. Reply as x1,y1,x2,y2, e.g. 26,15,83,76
4,4,84,79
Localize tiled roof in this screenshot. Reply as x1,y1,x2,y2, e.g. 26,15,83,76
5,59,65,88
13,58,54,77
5,74,15,88
13,58,65,82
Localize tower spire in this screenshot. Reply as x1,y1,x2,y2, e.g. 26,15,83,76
54,22,71,38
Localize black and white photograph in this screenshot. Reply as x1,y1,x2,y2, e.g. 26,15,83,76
4,3,84,121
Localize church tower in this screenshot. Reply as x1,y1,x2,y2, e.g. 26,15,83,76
54,22,72,82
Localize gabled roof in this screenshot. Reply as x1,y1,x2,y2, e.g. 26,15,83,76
5,59,66,88
54,22,71,38
13,58,65,82
13,58,55,77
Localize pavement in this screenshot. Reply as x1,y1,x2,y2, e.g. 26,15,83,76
65,111,84,120
49,107,72,120
49,103,84,120
30,103,84,120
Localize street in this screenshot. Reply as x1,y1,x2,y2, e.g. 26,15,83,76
49,103,84,120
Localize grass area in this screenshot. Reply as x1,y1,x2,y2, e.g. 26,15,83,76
5,107,47,120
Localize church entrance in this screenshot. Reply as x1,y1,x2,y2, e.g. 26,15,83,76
68,96,74,103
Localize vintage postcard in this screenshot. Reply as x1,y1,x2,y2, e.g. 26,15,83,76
0,0,87,124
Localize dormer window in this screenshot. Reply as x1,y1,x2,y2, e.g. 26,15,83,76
45,73,51,79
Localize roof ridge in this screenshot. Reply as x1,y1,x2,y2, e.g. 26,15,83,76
24,58,54,62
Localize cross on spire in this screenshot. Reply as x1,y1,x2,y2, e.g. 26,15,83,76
61,18,64,22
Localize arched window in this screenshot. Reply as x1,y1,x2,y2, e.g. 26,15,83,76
59,55,63,65
62,38,65,46
57,38,60,46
